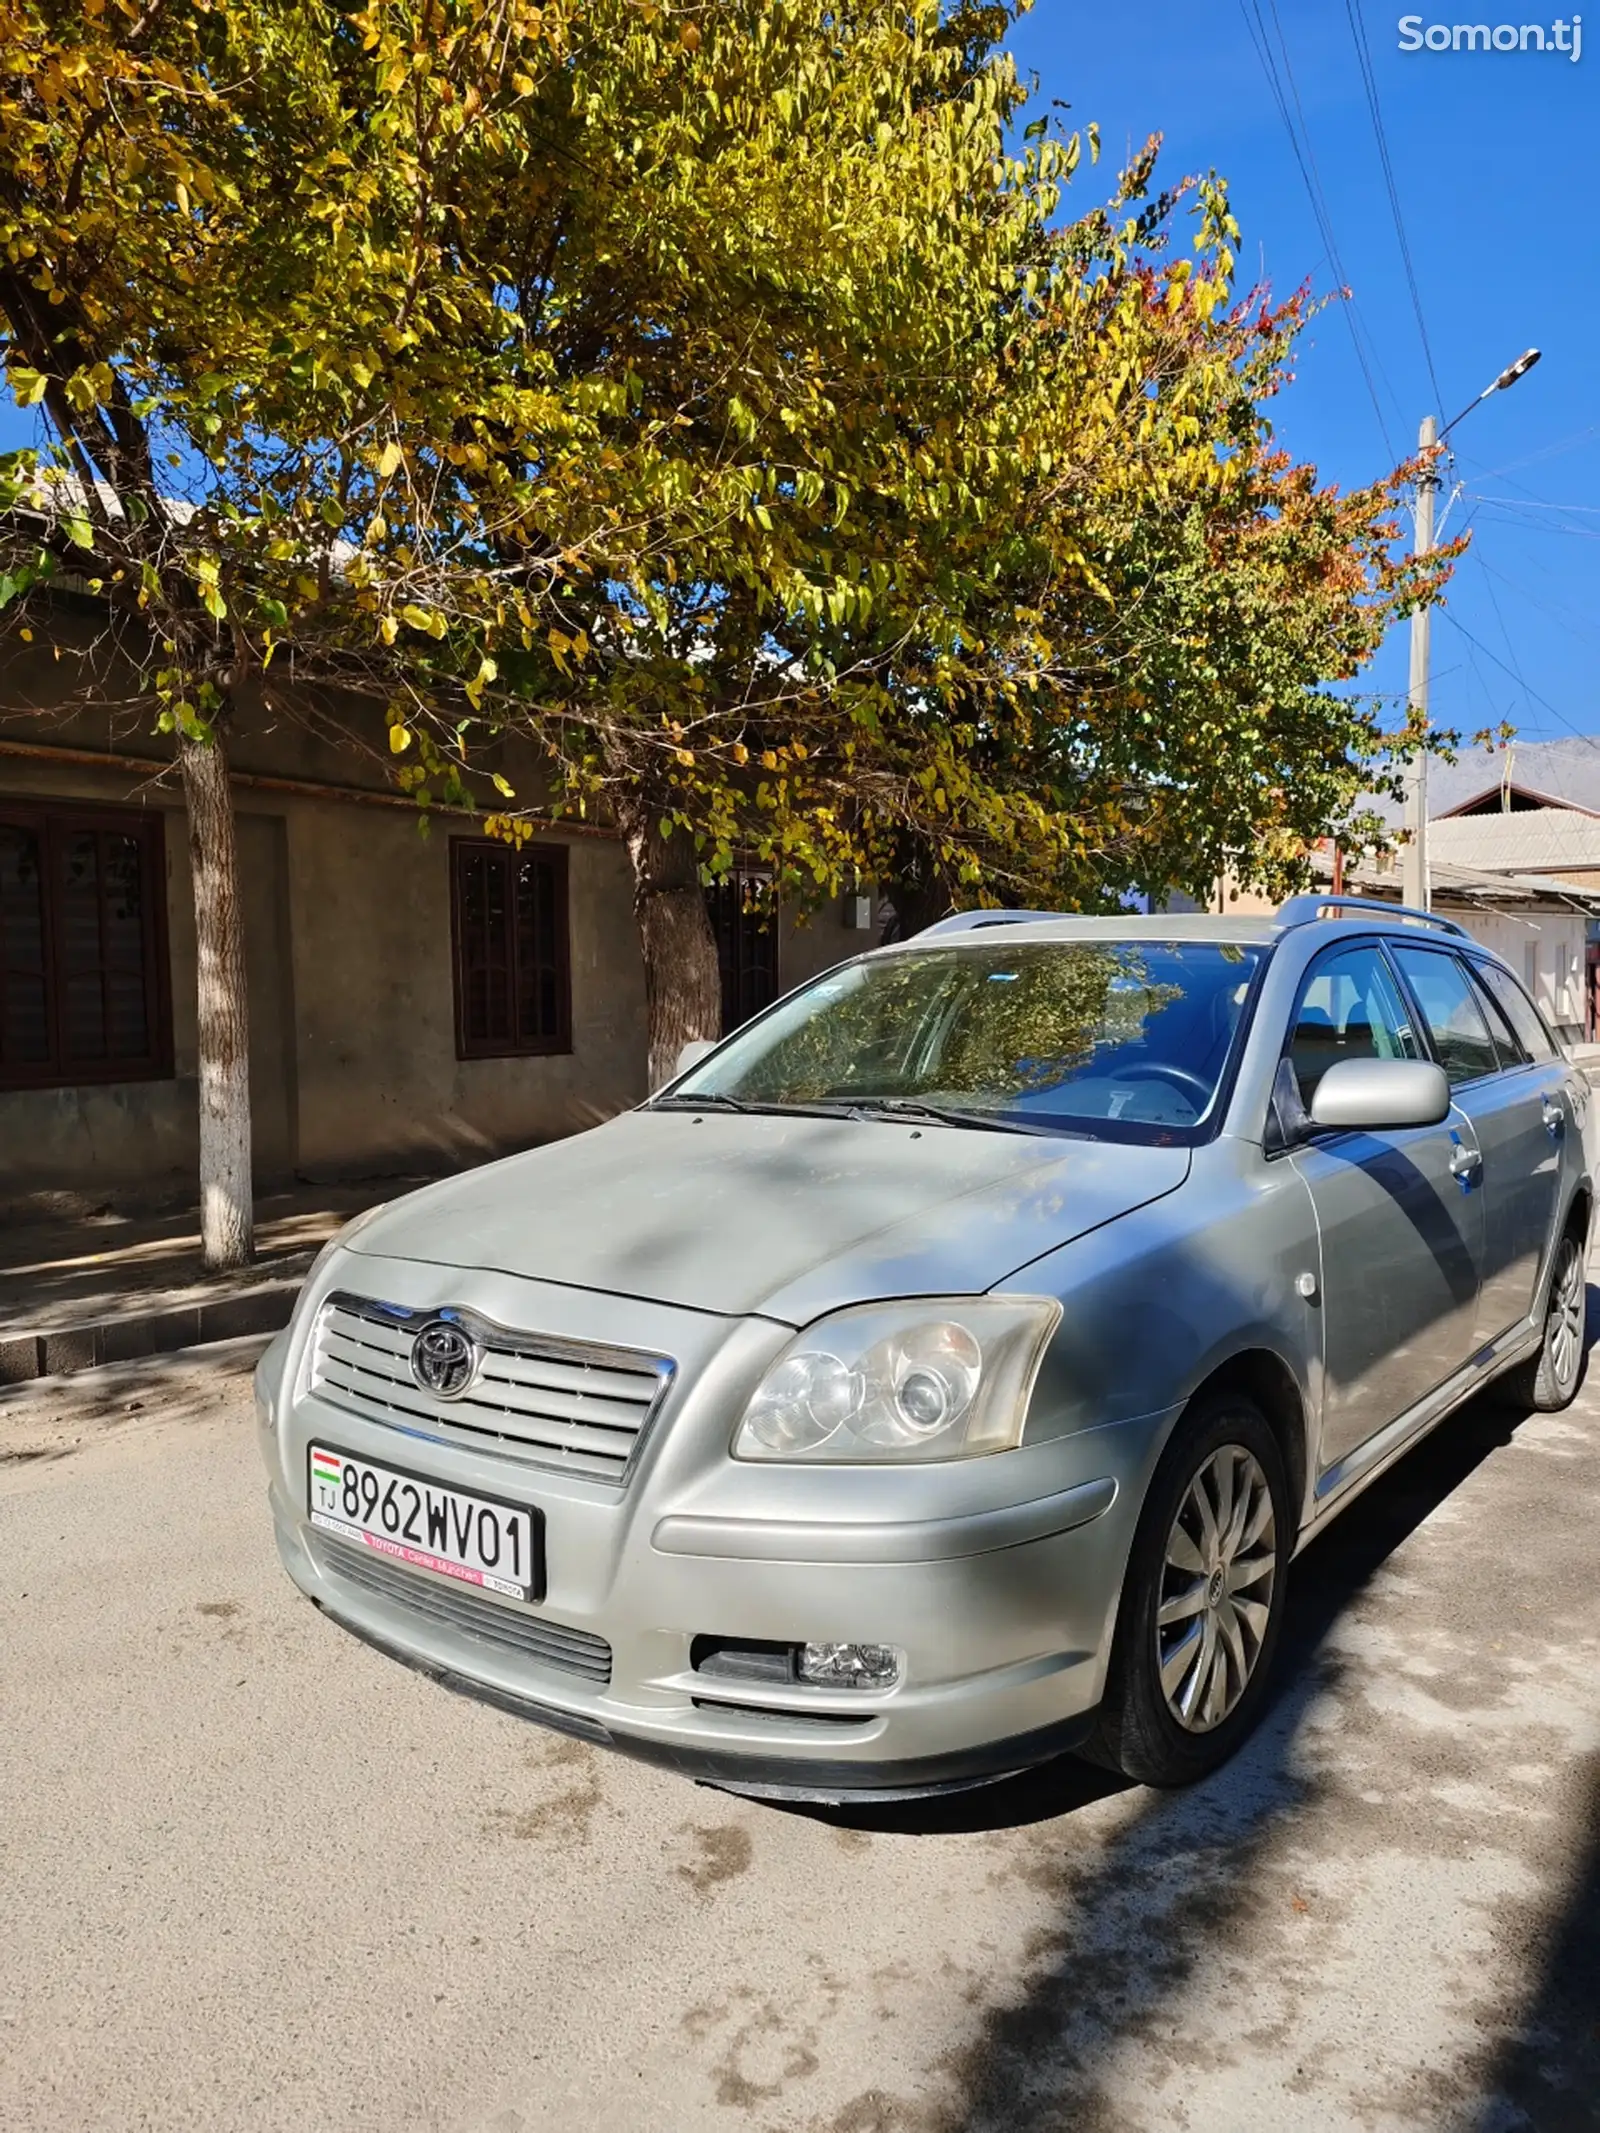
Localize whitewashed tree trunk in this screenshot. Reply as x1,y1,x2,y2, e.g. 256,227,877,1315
177,727,253,1270
616,797,722,1091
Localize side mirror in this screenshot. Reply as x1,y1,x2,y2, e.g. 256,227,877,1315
672,1038,717,1081
1310,1057,1450,1132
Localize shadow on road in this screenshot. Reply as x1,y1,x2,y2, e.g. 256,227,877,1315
790,1332,1554,1842
783,1291,1599,2130
1470,1754,1600,2133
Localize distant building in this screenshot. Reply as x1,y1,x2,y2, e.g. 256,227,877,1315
1329,741,1600,1043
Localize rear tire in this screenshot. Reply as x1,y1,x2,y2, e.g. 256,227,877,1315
1500,1228,1588,1414
1083,1394,1292,1788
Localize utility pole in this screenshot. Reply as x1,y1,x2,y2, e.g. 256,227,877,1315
1402,414,1438,910
1398,350,1541,913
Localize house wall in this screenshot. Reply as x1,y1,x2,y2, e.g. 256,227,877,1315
778,892,878,995
1445,907,1587,1043
1,642,872,1203
0,738,653,1200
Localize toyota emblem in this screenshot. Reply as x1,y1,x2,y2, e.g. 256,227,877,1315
410,1319,478,1400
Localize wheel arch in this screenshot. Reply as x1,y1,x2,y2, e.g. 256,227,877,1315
1182,1347,1309,1524
1563,1181,1592,1247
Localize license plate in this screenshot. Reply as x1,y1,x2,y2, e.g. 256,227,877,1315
307,1443,543,1603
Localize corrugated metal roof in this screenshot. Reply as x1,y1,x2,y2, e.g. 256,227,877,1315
1314,847,1600,912
1428,809,1600,870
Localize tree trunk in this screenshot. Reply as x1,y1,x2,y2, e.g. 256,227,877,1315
178,727,254,1270
616,798,722,1092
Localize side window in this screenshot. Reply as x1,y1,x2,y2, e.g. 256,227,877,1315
1463,965,1527,1071
1287,944,1420,1107
1473,958,1558,1063
1391,946,1501,1086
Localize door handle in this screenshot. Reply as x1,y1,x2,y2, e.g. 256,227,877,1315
1542,1096,1565,1139
1449,1143,1483,1181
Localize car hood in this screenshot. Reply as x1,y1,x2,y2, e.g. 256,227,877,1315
342,1110,1189,1325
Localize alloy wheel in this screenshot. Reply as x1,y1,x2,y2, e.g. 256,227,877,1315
1156,1444,1278,1734
1547,1234,1586,1397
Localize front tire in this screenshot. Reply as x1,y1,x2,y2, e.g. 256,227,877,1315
1084,1395,1292,1788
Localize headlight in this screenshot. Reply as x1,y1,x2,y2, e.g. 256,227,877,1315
733,1296,1060,1463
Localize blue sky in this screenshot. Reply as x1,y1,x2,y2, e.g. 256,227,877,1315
1010,0,1599,749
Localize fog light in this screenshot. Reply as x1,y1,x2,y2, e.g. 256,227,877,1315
798,1642,902,1690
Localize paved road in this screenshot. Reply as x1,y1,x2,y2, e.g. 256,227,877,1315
2,1334,1597,2133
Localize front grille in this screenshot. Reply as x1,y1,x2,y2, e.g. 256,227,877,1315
312,1292,673,1485
313,1533,613,1684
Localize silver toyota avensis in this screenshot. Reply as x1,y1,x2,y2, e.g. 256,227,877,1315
256,896,1593,1799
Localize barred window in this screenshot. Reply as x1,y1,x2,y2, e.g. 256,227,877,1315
0,801,171,1090
451,839,571,1059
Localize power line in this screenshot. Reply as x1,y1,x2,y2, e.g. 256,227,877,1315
1470,496,1600,515
1474,553,1600,650
1474,550,1538,732
1437,609,1600,748
1237,0,1400,460
1455,449,1600,541
1469,421,1600,483
1343,0,1445,415
1470,507,1600,544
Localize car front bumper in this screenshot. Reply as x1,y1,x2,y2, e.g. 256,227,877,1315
258,1260,1171,1802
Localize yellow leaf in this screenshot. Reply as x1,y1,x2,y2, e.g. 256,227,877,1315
377,441,403,477
491,772,514,797
389,722,412,753
379,615,398,645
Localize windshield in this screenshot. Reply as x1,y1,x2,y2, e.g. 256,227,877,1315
665,938,1265,1144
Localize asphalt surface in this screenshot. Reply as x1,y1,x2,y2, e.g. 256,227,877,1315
1,1329,1597,2133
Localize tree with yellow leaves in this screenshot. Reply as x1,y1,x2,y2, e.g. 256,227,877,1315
1,0,1452,1258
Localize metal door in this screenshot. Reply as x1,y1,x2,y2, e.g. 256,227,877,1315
1390,942,1566,1348
1457,952,1569,1341
1284,940,1485,1472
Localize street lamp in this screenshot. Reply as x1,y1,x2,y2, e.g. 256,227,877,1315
1402,349,1541,910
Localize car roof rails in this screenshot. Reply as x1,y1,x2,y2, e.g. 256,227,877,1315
916,909,1068,936
1275,894,1469,939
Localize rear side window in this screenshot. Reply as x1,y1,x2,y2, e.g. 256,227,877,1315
1392,946,1501,1086
1462,966,1526,1071
1472,959,1558,1063
1286,944,1420,1107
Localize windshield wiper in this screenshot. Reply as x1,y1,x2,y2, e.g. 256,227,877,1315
827,1096,1043,1136
651,1091,750,1112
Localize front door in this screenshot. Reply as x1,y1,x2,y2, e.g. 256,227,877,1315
1391,943,1567,1347
1285,941,1485,1475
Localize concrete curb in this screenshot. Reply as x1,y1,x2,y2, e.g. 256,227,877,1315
0,1278,300,1388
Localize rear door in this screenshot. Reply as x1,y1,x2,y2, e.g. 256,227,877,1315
1285,940,1484,1474
1390,943,1564,1348
1468,954,1570,1335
